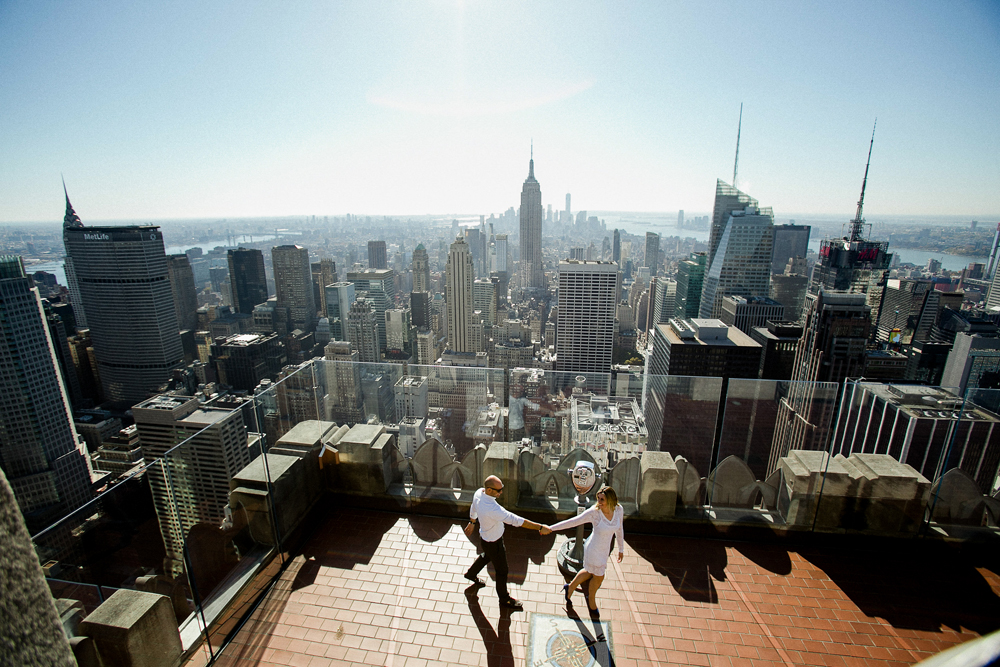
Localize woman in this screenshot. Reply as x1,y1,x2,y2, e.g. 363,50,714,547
541,486,624,619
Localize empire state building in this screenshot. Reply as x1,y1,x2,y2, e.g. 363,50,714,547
519,150,544,290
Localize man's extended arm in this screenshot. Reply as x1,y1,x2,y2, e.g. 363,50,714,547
520,518,542,531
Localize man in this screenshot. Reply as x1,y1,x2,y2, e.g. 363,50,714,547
464,475,543,610
507,385,540,442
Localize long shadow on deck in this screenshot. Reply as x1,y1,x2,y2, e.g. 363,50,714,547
798,536,1000,635
624,521,793,603
211,506,398,665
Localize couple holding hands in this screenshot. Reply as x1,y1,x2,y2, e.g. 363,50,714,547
463,475,624,619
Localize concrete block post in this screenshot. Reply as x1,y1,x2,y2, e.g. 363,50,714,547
638,451,678,519
371,433,402,492
271,419,337,501
841,453,930,534
484,442,520,508
334,424,394,495
229,453,305,546
77,590,182,667
778,451,856,527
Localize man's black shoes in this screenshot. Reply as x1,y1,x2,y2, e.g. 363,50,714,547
500,597,524,611
464,573,486,587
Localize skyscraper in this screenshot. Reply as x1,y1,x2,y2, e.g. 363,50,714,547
312,258,337,316
446,235,474,352
61,183,87,329
555,260,618,374
0,256,93,532
272,245,316,332
346,298,380,363
166,254,198,331
771,224,811,274
133,394,256,575
368,240,388,270
644,232,661,277
493,234,509,276
324,341,365,424
227,248,268,316
411,244,430,293
385,308,414,353
472,278,497,328
410,290,430,329
769,272,810,323
211,332,286,390
809,127,892,334
324,281,355,340
346,268,395,352
708,180,759,268
720,295,786,336
650,278,677,328
674,252,707,319
791,291,871,385
519,150,544,290
612,229,621,264
700,204,774,319
62,191,183,404
875,279,935,343
465,226,484,277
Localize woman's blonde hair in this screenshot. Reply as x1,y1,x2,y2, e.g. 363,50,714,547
597,486,618,510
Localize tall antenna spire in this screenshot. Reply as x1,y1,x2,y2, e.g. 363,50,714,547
527,140,535,180
850,119,877,242
733,103,743,188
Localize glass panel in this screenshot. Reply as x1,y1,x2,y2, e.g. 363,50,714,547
33,459,194,628
829,381,1000,533
643,373,723,510
160,395,275,656
959,387,1000,496
711,379,840,512
509,369,612,457
919,386,1000,529
259,362,323,445
401,362,502,459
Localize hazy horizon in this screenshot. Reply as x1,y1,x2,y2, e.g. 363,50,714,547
2,211,997,228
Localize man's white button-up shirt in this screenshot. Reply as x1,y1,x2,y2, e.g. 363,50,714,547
470,487,524,543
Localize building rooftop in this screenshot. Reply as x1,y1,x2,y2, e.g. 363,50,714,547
663,320,760,348
724,295,784,307
221,333,270,346
181,407,236,427
185,506,1000,667
134,395,194,411
862,383,1000,423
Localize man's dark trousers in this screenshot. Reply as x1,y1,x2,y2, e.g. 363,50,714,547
466,536,510,601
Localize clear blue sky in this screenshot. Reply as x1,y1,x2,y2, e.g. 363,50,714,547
1,1,998,222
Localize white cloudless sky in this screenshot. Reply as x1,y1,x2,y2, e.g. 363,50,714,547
1,1,998,222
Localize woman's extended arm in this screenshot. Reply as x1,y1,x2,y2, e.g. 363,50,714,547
547,507,597,533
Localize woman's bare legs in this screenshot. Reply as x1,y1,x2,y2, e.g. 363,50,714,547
566,569,593,599
586,573,605,611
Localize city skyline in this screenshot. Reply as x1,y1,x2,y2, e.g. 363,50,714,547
1,2,998,222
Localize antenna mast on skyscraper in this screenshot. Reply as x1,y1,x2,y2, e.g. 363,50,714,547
733,103,743,188
850,120,877,242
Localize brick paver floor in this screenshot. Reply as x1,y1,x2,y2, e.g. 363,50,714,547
191,507,1000,667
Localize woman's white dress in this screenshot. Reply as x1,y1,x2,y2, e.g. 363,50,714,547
548,504,624,577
